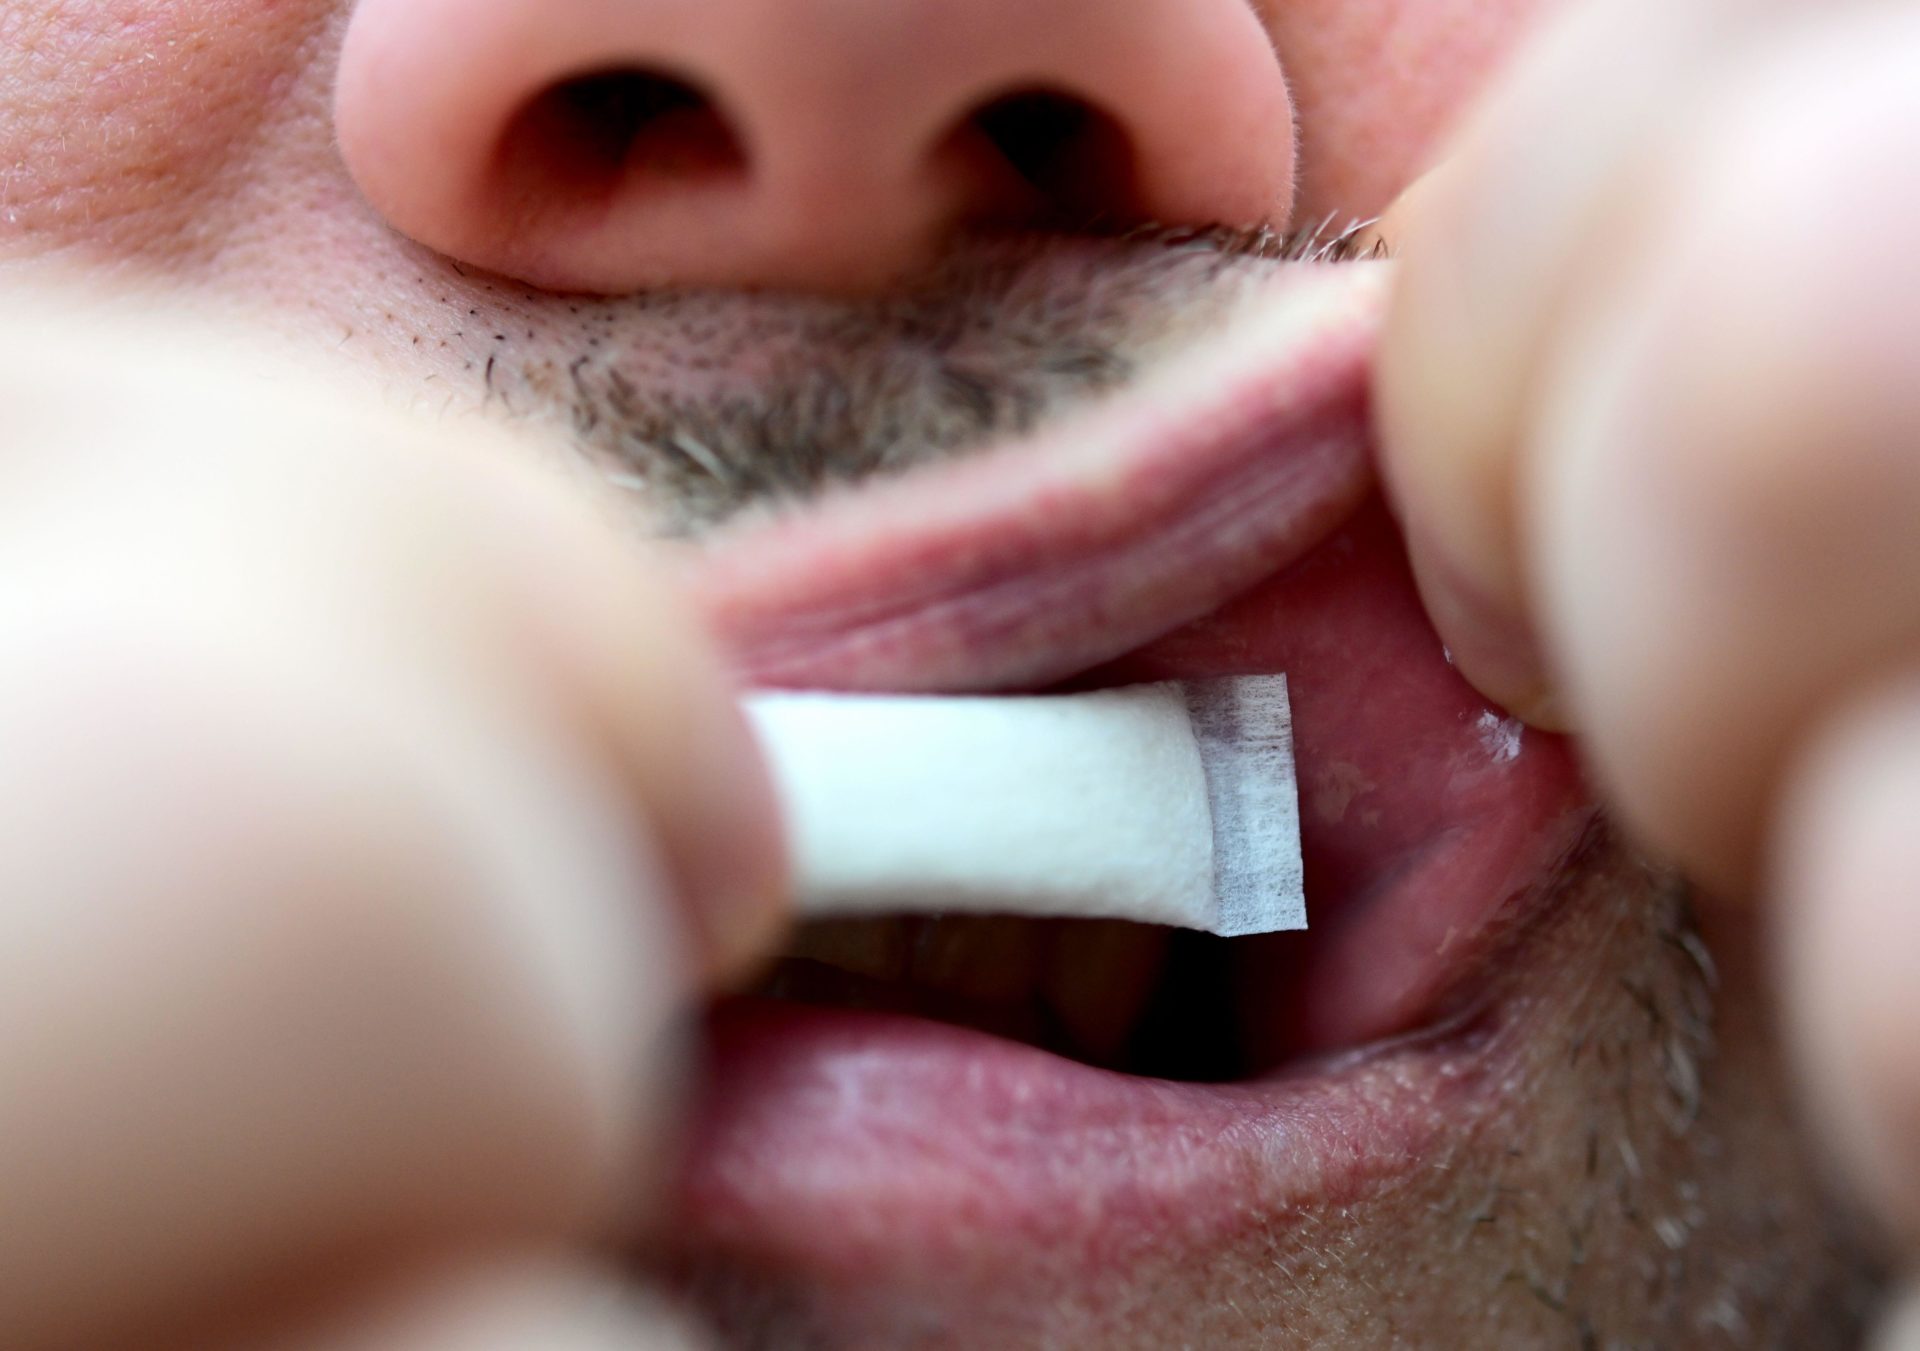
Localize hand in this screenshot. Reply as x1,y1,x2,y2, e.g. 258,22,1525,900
0,288,785,1349
1375,0,1920,1329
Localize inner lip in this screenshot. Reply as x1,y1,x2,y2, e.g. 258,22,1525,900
750,915,1251,1080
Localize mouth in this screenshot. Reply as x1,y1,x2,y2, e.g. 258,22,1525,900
667,252,1595,1317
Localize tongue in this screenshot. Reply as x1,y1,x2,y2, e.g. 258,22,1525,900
1091,501,1593,1054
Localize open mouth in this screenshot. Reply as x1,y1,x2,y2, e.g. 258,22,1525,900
668,255,1596,1308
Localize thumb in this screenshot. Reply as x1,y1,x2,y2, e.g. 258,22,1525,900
0,291,787,1349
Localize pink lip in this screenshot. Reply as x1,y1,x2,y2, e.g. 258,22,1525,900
673,256,1595,1312
675,999,1463,1295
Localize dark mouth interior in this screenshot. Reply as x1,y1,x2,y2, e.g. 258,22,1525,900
746,914,1294,1081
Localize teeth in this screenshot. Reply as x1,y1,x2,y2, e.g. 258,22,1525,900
1042,920,1171,1065
768,914,1179,1069
783,917,915,982
907,916,1048,1008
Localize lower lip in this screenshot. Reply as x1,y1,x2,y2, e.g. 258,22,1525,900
676,996,1458,1291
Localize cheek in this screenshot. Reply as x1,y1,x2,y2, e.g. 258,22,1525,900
1267,0,1559,218
0,0,334,263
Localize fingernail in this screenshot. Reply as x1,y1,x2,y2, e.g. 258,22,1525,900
1406,529,1567,731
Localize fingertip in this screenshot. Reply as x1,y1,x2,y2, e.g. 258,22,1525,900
674,681,793,987
458,475,794,989
1375,158,1564,731
1511,686,1573,738
1403,525,1564,731
611,580,792,988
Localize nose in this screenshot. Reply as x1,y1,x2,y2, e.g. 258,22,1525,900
335,0,1296,293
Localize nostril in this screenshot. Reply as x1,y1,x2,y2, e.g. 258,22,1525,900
497,66,747,205
957,88,1141,227
336,0,1292,294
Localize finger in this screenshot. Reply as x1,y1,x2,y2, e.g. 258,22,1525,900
0,305,786,1347
0,303,787,980
0,601,675,1350
1523,10,1920,891
1375,0,1796,725
1776,679,1920,1249
254,1254,711,1351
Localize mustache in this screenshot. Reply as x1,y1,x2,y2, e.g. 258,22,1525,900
477,218,1384,534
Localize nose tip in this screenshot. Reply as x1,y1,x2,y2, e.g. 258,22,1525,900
335,0,1296,294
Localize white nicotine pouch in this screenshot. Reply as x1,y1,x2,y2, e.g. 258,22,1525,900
743,676,1306,937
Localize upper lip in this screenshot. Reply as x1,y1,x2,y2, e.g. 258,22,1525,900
687,262,1389,693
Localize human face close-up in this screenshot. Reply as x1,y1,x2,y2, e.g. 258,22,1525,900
0,1,1887,1346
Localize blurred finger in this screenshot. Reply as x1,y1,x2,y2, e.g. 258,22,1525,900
1376,0,1799,723
1524,10,1920,890
0,302,787,980
0,302,787,1348
0,612,676,1351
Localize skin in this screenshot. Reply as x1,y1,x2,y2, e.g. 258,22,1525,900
0,0,1911,1345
